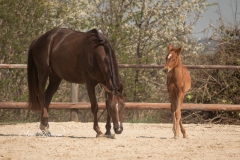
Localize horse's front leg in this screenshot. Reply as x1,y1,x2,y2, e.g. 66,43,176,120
87,83,103,137
105,112,112,136
105,101,112,135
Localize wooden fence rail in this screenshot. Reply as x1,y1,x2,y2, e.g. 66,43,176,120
1,64,240,69
1,64,240,121
1,102,240,111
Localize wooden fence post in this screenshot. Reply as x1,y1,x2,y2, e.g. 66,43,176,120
70,83,79,122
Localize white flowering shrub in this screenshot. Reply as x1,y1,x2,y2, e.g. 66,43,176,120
2,0,222,122
78,0,209,102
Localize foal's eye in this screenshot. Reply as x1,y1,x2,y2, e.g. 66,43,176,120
172,58,175,61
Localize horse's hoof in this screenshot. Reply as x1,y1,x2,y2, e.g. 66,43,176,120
41,130,52,137
40,123,49,130
96,133,115,139
183,135,188,139
104,134,115,139
38,124,51,137
96,133,104,138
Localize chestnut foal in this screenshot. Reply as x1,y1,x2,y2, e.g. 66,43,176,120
163,44,191,138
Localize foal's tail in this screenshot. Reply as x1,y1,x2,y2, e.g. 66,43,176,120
27,41,41,112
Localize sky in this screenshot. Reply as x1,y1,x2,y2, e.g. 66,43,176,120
192,0,240,38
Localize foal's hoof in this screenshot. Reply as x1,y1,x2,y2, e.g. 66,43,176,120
173,136,179,139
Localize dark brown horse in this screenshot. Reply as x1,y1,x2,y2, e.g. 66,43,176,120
163,44,191,138
27,28,125,137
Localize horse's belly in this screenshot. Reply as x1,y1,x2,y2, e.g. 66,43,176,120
51,63,86,84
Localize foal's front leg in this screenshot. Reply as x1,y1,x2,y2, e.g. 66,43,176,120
170,104,177,138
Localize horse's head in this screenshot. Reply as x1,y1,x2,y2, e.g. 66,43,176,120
163,44,183,73
103,84,125,134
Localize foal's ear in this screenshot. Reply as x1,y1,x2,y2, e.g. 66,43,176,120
118,83,124,94
168,44,173,51
176,46,183,55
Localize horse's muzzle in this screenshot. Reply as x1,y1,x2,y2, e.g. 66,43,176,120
114,126,123,134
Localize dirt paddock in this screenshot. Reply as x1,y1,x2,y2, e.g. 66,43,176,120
0,122,239,160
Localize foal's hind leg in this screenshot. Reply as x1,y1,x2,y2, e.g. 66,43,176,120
176,92,187,138
169,94,179,138
171,92,184,138
179,115,187,138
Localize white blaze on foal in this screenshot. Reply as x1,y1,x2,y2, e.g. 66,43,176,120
168,54,172,59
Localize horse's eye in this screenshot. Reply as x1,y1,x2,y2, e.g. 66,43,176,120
172,59,175,61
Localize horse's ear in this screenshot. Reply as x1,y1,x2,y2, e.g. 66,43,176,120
102,85,111,94
118,83,124,94
168,44,173,51
176,46,183,55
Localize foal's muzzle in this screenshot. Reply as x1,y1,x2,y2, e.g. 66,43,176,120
163,67,168,73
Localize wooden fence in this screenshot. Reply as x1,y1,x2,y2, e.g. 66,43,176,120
1,102,240,111
1,64,240,121
1,64,240,69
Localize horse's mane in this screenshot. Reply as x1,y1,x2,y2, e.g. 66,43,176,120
89,29,120,92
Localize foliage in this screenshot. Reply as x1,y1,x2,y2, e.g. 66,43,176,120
183,1,240,124
84,0,208,102
1,0,239,124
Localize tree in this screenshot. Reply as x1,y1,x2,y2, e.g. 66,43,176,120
184,0,240,124
84,0,208,102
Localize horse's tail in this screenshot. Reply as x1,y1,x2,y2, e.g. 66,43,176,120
27,41,41,112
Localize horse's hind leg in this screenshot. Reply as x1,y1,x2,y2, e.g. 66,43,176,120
36,65,51,133
40,71,62,134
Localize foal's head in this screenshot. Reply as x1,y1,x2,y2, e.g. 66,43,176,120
163,44,183,73
103,84,125,134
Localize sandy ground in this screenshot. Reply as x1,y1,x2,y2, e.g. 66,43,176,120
0,122,239,160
